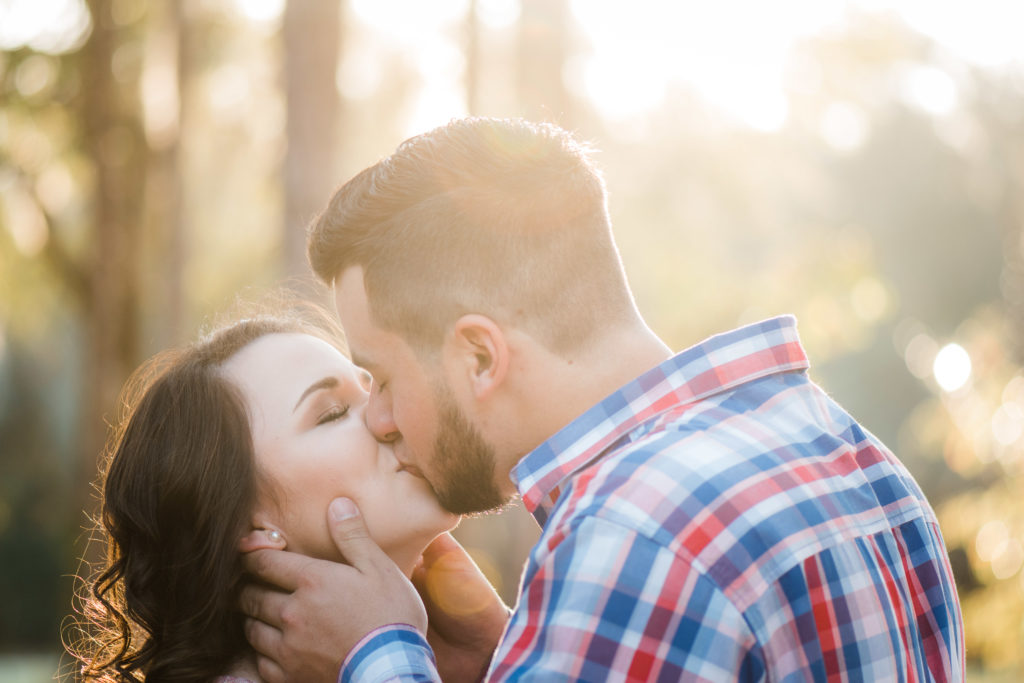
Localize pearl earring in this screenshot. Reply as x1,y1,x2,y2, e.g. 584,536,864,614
267,529,282,544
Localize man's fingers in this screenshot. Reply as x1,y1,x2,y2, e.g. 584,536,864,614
242,548,316,591
244,616,283,660
235,499,429,681
421,532,462,566
239,583,289,627
255,655,286,683
412,533,460,594
328,497,387,569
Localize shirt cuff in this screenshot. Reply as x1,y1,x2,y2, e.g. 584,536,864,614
338,623,438,683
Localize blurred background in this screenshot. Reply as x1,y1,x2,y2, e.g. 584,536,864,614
0,0,1021,680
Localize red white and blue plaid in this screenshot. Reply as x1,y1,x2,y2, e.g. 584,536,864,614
338,316,964,682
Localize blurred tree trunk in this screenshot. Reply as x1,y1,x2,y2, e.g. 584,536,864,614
282,0,341,279
79,0,148,504
465,0,481,115
995,125,1024,364
517,0,573,125
144,1,187,348
163,0,188,345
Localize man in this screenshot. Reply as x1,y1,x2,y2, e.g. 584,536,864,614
241,118,964,682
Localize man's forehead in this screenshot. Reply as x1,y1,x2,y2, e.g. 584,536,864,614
332,266,394,370
333,267,368,319
332,269,372,339
350,350,377,372
344,324,405,375
337,316,377,372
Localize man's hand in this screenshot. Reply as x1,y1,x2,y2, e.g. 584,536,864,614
240,498,427,683
412,533,511,683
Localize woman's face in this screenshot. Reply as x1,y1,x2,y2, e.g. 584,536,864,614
219,332,458,572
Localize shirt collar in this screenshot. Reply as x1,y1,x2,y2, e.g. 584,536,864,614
510,315,809,525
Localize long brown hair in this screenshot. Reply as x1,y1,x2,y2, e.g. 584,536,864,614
70,306,346,682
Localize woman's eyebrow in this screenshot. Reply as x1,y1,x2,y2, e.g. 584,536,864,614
293,376,339,412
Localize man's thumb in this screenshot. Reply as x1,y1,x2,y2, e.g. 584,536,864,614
328,497,375,566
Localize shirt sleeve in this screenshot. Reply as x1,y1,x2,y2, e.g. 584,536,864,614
337,623,440,683
488,515,765,682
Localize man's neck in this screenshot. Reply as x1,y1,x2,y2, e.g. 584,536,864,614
493,321,673,482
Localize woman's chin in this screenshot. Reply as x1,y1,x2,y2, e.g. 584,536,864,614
387,547,424,577
303,515,462,575
391,523,462,575
443,512,462,533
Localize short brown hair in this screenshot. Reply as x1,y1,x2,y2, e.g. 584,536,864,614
307,117,637,355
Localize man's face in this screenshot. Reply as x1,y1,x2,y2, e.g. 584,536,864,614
333,266,510,515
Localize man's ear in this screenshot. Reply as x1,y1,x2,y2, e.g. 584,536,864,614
448,314,509,401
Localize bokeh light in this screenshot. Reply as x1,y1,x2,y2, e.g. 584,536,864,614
2,188,48,256
232,0,286,24
991,539,1024,581
904,332,938,379
568,0,1024,129
819,102,869,153
871,0,1024,68
991,403,1024,447
0,0,91,54
977,519,1009,563
896,64,959,117
476,0,520,29
934,343,971,392
850,276,890,323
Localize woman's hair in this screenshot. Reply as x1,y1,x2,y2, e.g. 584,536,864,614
69,302,346,682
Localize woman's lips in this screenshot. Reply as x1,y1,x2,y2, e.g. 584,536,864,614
395,460,445,502
396,462,426,479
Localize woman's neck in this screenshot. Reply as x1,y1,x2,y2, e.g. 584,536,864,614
222,650,264,682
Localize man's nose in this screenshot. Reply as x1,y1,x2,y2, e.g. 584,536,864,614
365,389,399,443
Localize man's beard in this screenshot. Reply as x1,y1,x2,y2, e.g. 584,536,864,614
429,386,512,515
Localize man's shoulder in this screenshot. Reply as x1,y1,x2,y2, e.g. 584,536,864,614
570,371,825,508
549,375,934,582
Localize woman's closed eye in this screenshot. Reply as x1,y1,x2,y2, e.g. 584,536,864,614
316,404,350,425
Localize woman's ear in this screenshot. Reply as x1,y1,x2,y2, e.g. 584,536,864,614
448,314,509,401
239,516,287,553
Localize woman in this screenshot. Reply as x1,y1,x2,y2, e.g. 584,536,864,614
71,306,458,682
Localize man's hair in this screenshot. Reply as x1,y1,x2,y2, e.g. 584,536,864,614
307,117,638,355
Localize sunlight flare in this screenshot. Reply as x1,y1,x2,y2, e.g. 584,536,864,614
934,343,971,392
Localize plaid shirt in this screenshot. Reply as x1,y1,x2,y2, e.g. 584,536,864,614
339,316,964,682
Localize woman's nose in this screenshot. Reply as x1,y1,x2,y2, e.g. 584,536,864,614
365,388,399,443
